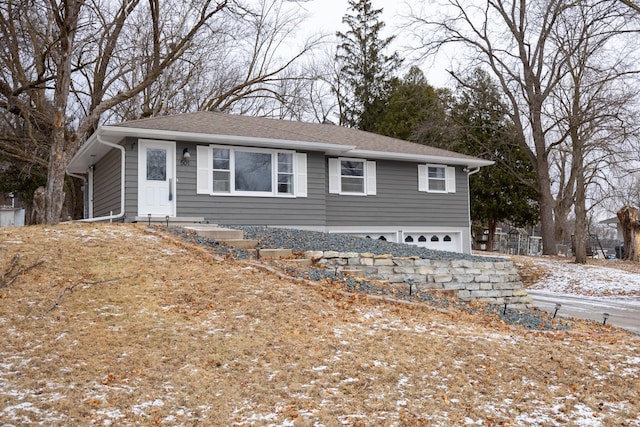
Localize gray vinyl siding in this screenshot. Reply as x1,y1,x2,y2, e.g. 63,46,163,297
174,142,326,226
124,137,138,219
119,137,469,228
93,147,121,217
326,159,470,227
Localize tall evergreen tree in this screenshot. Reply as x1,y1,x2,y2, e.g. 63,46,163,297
416,69,539,250
452,69,539,250
335,0,401,130
373,67,449,142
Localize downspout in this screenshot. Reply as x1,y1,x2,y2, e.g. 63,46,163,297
78,134,126,222
465,167,481,253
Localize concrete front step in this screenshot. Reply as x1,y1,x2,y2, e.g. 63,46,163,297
258,248,293,259
220,239,259,250
185,227,244,241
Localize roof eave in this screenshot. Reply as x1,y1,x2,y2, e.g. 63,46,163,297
66,125,494,175
66,130,105,174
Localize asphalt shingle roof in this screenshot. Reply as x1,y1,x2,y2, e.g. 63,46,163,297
111,111,482,162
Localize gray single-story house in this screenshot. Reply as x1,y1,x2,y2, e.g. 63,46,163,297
66,111,493,253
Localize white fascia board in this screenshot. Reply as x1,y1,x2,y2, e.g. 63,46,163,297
102,126,356,153
66,132,103,174
347,149,495,168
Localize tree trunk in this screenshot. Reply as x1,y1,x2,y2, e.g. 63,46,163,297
486,217,497,252
41,0,83,225
617,206,640,262
574,170,587,263
31,186,46,225
572,114,588,263
527,96,557,256
554,201,572,246
45,126,70,224
535,160,557,255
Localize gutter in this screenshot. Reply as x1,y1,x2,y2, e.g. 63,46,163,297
350,149,494,168
66,171,87,183
466,167,481,176
69,132,126,222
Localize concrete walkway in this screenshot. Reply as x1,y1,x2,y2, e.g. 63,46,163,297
530,290,640,334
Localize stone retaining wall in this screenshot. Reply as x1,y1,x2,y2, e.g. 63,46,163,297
305,251,531,306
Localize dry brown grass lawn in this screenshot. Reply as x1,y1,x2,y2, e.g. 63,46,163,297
0,223,638,426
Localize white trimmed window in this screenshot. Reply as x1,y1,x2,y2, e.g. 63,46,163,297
197,145,307,197
418,164,456,193
328,158,376,195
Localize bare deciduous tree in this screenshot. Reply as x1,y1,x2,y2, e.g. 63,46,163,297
1,0,325,223
405,0,640,257
549,1,639,262
2,0,230,223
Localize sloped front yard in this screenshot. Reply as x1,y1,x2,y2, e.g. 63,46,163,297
0,224,638,426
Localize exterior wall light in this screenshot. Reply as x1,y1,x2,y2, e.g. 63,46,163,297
181,147,191,166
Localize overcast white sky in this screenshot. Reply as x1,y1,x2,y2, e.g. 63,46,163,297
295,0,455,87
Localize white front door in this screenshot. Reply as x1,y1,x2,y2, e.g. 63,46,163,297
138,139,176,217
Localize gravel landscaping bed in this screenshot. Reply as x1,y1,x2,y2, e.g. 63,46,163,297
168,226,593,332
227,225,501,262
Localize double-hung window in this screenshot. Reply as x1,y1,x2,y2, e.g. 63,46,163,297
418,164,456,193
197,145,307,197
328,158,376,195
212,148,231,192
427,166,446,192
277,153,294,194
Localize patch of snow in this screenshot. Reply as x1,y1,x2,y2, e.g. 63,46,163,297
570,403,602,427
397,376,410,388
523,258,640,297
93,408,125,423
131,399,164,416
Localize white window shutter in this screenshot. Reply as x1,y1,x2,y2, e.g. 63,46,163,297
196,145,212,194
446,166,456,193
366,161,376,195
328,158,340,194
418,165,427,192
294,153,307,197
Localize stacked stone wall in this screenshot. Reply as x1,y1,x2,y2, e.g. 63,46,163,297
304,251,531,306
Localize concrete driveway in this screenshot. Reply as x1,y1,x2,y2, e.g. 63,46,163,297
529,290,640,334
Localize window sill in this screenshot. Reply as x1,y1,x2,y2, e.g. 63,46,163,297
208,192,296,198
337,192,369,196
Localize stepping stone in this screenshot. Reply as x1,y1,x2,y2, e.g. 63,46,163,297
288,258,313,266
258,248,293,259
221,239,258,250
187,227,244,240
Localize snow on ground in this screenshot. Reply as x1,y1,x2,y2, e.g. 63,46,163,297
516,257,640,297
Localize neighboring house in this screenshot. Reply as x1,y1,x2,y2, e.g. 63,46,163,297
600,216,624,243
66,111,493,253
